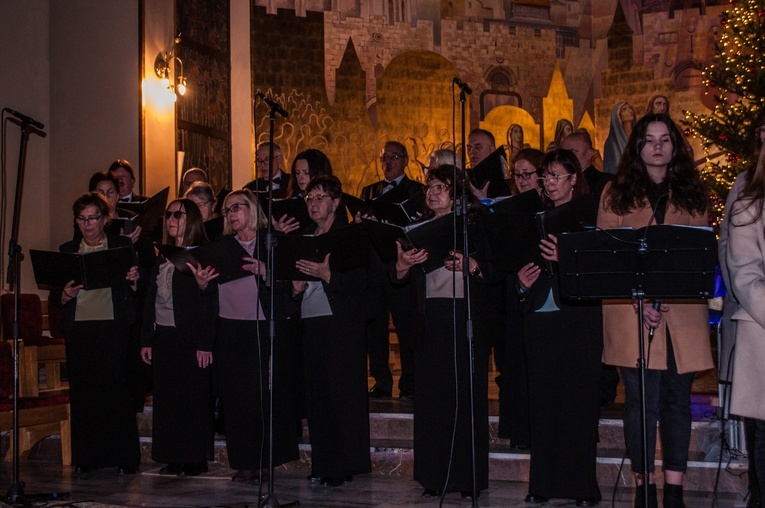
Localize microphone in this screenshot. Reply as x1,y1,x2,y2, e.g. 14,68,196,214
648,300,662,343
3,108,45,130
255,92,288,118
452,78,472,95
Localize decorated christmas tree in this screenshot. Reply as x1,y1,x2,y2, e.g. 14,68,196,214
683,0,765,226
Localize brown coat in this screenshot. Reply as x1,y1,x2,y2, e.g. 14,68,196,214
727,198,765,420
597,184,714,374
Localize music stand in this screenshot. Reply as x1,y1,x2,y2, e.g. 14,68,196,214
557,225,717,508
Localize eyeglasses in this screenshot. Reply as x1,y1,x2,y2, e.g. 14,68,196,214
380,154,406,162
190,199,211,207
426,184,450,195
75,215,103,225
164,210,187,220
537,173,572,184
305,193,331,204
512,171,536,181
256,154,281,165
97,188,117,197
222,203,249,215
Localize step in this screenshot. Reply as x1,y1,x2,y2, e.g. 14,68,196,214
136,409,747,494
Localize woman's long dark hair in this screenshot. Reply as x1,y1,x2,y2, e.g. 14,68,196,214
539,149,589,208
287,149,333,198
604,113,707,216
162,198,208,247
420,165,483,222
732,109,765,228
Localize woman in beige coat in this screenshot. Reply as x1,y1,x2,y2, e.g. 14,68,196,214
726,113,765,508
597,114,713,508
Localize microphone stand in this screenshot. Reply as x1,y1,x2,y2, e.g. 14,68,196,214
255,96,298,508
634,238,650,508
3,113,67,504
455,86,479,507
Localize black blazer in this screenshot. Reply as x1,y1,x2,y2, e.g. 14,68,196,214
243,173,292,199
301,220,368,324
582,165,613,202
50,234,138,334
141,255,216,351
361,175,424,201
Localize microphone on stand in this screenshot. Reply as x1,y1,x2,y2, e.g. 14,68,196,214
3,108,45,130
452,78,472,95
648,300,662,343
255,92,288,118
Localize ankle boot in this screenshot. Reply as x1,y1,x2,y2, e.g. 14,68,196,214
663,483,685,508
633,483,658,508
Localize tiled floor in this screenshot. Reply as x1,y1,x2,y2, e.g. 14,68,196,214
0,456,742,508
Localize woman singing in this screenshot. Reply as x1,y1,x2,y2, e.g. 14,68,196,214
140,199,214,476
598,113,713,508
393,165,491,499
292,175,371,487
50,192,141,474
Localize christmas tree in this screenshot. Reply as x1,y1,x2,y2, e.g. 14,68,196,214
683,0,765,226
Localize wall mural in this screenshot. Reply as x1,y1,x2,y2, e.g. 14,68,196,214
176,0,232,196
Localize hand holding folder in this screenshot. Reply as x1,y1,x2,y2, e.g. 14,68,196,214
30,246,137,290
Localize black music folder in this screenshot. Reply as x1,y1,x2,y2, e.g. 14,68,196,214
190,235,256,285
484,190,544,273
469,147,509,198
154,244,198,275
271,198,312,232
30,247,136,290
536,194,598,275
345,189,425,226
364,213,469,273
116,187,170,240
273,224,369,281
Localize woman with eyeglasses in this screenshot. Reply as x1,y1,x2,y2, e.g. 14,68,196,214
84,171,142,243
516,149,602,506
50,192,142,474
598,114,712,508
496,147,544,452
291,175,371,487
191,189,301,484
184,181,223,240
393,165,491,499
139,199,214,477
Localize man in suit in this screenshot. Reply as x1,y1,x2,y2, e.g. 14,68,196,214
560,130,619,406
244,141,291,198
466,129,495,168
560,131,612,200
109,159,148,202
362,141,423,399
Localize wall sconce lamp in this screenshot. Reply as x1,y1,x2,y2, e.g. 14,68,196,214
154,33,187,98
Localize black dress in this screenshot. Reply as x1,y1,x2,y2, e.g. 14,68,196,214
399,219,492,494
522,273,602,501
300,221,372,478
213,232,301,471
50,235,141,469
141,257,216,464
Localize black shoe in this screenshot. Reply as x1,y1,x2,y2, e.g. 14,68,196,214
159,463,183,475
117,465,139,475
368,387,392,399
511,442,530,452
320,476,345,487
422,489,441,497
232,469,257,482
663,483,684,508
577,499,600,507
399,390,414,401
307,474,321,482
633,484,658,508
74,465,92,474
462,490,480,499
525,493,549,504
179,461,208,477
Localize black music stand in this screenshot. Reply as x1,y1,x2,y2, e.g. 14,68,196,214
557,225,717,508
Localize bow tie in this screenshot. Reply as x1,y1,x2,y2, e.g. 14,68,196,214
384,180,398,188
119,197,130,202
271,177,281,185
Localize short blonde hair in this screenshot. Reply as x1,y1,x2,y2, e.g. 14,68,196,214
222,189,267,234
